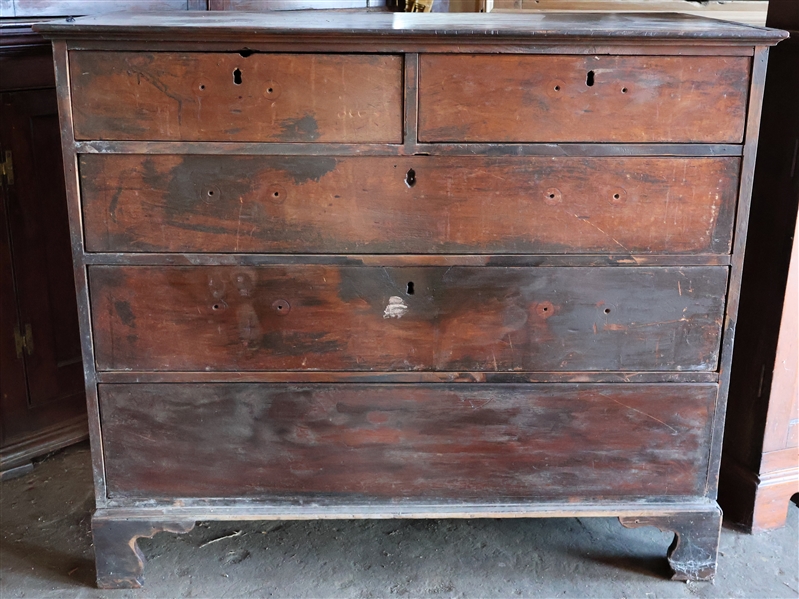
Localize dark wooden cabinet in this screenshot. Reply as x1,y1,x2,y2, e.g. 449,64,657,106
36,12,786,589
0,26,86,478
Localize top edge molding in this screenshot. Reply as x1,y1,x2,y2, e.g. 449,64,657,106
33,12,788,46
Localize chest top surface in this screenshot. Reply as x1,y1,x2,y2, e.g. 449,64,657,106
34,11,787,46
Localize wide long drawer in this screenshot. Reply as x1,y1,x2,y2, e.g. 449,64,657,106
80,155,740,255
89,265,727,372
419,55,750,143
69,52,403,142
99,382,717,500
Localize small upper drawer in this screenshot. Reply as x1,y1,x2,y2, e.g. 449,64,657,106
69,51,403,143
418,55,750,143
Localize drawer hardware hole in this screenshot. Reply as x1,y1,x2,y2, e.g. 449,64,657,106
553,85,561,92
239,49,254,58
613,193,620,200
621,87,628,94
199,84,206,90
544,188,562,205
233,68,243,85
586,70,595,87
272,299,291,314
604,308,611,314
406,282,415,295
405,168,416,188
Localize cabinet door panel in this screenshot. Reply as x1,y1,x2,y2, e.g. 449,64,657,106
1,89,83,410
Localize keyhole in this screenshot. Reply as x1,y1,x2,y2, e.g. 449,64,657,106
233,68,242,85
405,168,416,188
406,282,414,295
586,70,595,87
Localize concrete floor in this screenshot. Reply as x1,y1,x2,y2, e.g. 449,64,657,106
1,442,797,599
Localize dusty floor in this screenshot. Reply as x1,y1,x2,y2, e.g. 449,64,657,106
1,442,797,599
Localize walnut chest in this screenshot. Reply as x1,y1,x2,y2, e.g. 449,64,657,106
35,12,787,589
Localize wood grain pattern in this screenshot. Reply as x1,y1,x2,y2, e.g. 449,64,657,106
88,265,728,372
99,382,717,499
69,52,403,142
419,55,751,143
79,155,740,255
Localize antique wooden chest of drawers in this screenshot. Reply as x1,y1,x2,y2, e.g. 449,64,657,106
36,12,786,588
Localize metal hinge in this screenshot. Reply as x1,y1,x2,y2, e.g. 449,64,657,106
13,324,33,359
1,150,13,185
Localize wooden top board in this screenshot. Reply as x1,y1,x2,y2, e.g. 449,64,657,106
34,11,787,45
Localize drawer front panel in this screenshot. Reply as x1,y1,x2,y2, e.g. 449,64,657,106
69,52,403,142
89,266,727,372
100,383,716,499
419,55,750,143
80,154,739,255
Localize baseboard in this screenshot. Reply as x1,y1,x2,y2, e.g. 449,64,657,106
0,416,88,476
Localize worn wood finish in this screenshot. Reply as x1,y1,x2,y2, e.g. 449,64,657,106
419,55,751,143
100,382,717,499
92,516,196,589
620,507,722,581
35,11,788,588
69,51,402,143
95,370,719,384
34,12,787,46
52,40,106,503
89,265,727,373
80,155,739,255
719,13,799,532
706,45,772,500
80,253,733,268
73,140,745,157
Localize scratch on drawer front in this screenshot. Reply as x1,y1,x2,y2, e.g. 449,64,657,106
383,296,408,319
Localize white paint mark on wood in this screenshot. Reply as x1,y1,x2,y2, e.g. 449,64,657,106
383,296,408,319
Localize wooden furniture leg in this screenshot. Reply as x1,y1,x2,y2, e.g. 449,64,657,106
619,508,722,581
92,516,196,589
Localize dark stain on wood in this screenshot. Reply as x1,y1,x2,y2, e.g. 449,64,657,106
99,382,717,500
88,265,728,372
419,55,751,143
79,155,739,255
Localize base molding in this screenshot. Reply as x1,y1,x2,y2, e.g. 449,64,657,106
718,456,799,532
91,499,723,588
0,416,88,478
